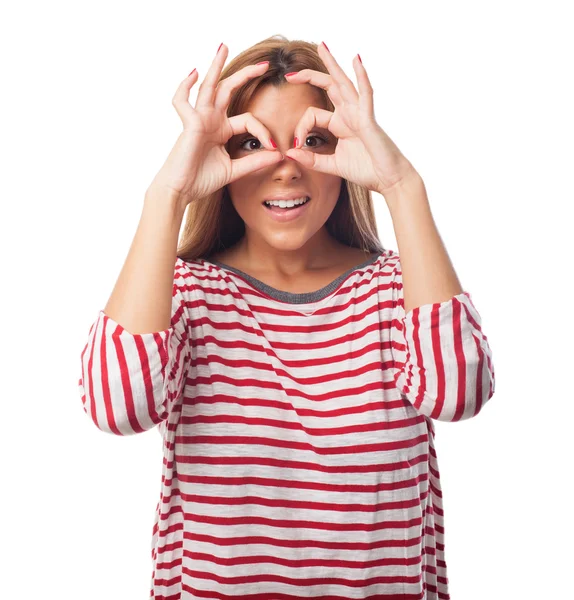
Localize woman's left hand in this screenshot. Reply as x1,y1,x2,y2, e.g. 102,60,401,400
284,42,420,197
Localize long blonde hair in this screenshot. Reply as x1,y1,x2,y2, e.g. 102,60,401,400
177,34,385,261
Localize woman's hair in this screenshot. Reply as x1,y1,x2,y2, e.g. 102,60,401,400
177,34,385,261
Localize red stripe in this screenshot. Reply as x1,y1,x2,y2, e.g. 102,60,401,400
178,411,426,438
452,296,467,421
174,433,429,456
173,470,430,496
112,317,146,434
189,375,387,402
184,392,412,420
195,337,389,368
99,315,121,435
170,450,428,475
180,562,424,588
192,320,388,353
183,547,423,568
181,278,393,321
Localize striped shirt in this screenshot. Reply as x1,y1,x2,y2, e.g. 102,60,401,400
78,248,495,599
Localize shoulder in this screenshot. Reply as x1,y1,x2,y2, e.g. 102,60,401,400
174,256,231,292
174,256,210,288
373,247,399,274
371,249,400,296
376,248,399,269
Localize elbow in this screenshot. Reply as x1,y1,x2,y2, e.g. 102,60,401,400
77,311,176,435
400,386,495,423
396,355,496,423
78,373,166,436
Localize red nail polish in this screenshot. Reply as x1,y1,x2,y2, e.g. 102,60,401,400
217,42,223,53
293,137,298,148
270,138,277,148
357,54,362,64
285,72,298,77
322,42,330,52
188,68,196,77
256,61,269,66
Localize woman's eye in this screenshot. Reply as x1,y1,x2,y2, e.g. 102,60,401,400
239,138,264,151
239,134,327,151
303,134,326,148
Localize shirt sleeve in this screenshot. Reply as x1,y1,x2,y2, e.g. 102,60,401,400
389,254,496,422
78,259,191,435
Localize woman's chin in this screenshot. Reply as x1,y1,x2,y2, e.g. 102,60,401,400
262,232,311,251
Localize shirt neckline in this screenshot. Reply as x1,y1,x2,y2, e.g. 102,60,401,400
201,250,385,304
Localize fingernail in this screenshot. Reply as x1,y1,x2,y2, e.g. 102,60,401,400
322,42,330,52
187,68,196,77
285,72,298,77
293,137,298,148
357,54,362,64
256,61,269,66
217,42,223,53
270,138,277,148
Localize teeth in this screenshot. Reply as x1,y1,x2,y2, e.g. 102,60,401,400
264,196,309,208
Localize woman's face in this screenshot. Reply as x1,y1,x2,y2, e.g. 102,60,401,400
226,83,342,254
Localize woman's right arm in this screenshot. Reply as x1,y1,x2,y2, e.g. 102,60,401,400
104,188,186,335
78,44,284,435
78,189,191,435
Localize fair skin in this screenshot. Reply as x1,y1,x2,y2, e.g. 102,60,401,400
213,41,462,311
209,83,377,290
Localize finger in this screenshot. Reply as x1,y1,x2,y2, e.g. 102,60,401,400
283,146,337,177
280,107,338,176
225,111,284,181
286,45,359,106
195,43,229,109
172,69,200,124
229,150,285,183
291,106,351,150
285,69,344,107
226,112,279,152
214,62,271,111
292,105,332,150
353,55,375,117
317,42,360,105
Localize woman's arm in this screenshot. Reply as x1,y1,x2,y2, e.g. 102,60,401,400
104,188,187,334
384,173,463,314
78,189,191,435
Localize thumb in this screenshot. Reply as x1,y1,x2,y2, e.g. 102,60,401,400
283,149,336,175
228,150,285,182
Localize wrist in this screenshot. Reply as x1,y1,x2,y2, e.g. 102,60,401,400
380,169,425,207
145,186,188,220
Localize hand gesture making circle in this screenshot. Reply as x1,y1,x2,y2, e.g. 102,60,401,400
148,44,283,206
283,43,419,196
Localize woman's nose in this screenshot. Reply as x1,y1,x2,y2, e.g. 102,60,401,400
270,137,298,151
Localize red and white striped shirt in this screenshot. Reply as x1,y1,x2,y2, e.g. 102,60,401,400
79,248,495,599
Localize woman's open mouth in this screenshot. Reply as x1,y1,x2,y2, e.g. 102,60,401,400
262,196,311,222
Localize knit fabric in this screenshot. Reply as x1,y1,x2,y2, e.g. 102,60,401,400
79,248,495,599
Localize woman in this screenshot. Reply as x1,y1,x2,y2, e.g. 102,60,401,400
79,34,496,599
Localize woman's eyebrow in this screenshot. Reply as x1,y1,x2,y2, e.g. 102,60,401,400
229,126,334,143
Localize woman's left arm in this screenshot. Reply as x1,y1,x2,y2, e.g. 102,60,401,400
283,43,496,421
382,171,464,314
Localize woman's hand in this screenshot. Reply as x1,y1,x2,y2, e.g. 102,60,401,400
283,43,420,197
148,44,283,207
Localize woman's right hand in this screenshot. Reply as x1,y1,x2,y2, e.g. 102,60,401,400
147,44,284,207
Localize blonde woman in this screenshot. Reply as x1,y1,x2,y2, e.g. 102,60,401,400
79,35,496,599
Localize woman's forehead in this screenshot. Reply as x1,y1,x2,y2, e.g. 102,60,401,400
246,83,326,113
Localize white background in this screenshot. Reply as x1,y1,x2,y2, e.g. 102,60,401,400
2,1,572,598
